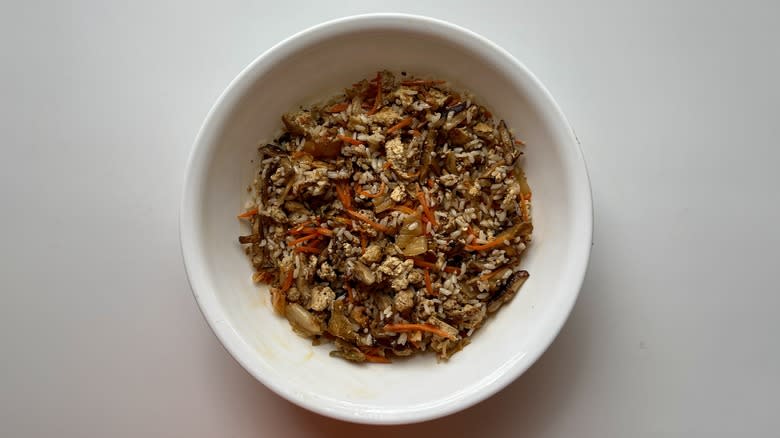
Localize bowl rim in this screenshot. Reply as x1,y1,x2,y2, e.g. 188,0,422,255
180,12,593,425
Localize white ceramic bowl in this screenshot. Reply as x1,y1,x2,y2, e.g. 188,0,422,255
180,13,592,424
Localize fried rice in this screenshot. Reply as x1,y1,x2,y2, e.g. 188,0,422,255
238,71,532,363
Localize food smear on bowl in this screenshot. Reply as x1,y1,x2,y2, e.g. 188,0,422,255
237,71,532,363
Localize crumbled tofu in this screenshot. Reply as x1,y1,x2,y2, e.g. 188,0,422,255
308,286,335,312
424,88,448,109
317,262,337,282
385,137,408,170
407,269,424,285
388,259,414,291
394,289,415,313
281,110,313,135
378,256,402,276
371,107,400,126
361,244,383,263
390,184,406,202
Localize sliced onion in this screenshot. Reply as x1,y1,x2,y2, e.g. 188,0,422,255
401,235,428,256
286,303,322,336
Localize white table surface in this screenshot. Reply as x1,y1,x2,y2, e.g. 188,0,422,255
2,1,779,436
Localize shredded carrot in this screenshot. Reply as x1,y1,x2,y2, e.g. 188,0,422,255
280,270,294,293
364,353,391,364
355,181,386,198
411,258,436,270
359,231,367,255
522,192,532,201
479,269,506,281
314,227,334,237
514,139,526,146
400,79,446,86
237,208,258,219
326,102,349,113
336,134,365,146
294,246,322,254
288,219,317,235
382,161,392,170
335,182,353,210
443,265,462,274
383,323,456,340
423,269,436,296
416,187,438,228
427,178,435,189
291,150,308,159
346,210,391,233
345,283,355,303
367,71,382,115
411,129,422,137
390,205,417,215
410,257,462,274
386,116,413,135
465,234,511,251
287,233,319,246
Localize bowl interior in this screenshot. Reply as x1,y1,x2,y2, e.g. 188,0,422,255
182,16,591,424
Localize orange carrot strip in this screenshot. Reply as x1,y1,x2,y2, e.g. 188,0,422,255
367,71,382,115
383,323,456,340
465,235,511,251
346,210,391,233
287,233,319,246
359,231,367,255
426,178,435,189
386,117,413,135
335,183,352,210
400,79,446,86
237,208,258,219
294,246,322,254
423,269,436,296
355,181,386,198
514,139,526,146
416,188,438,227
336,134,365,146
410,257,461,274
364,354,391,364
291,150,309,159
280,270,294,293
288,219,317,235
326,102,349,113
443,265,462,274
382,161,392,170
314,227,334,237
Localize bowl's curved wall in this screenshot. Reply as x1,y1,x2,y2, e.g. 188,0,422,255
181,14,592,424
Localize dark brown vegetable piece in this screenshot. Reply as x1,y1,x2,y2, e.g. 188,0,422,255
488,270,529,313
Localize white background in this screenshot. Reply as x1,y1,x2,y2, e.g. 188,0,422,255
2,1,778,436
